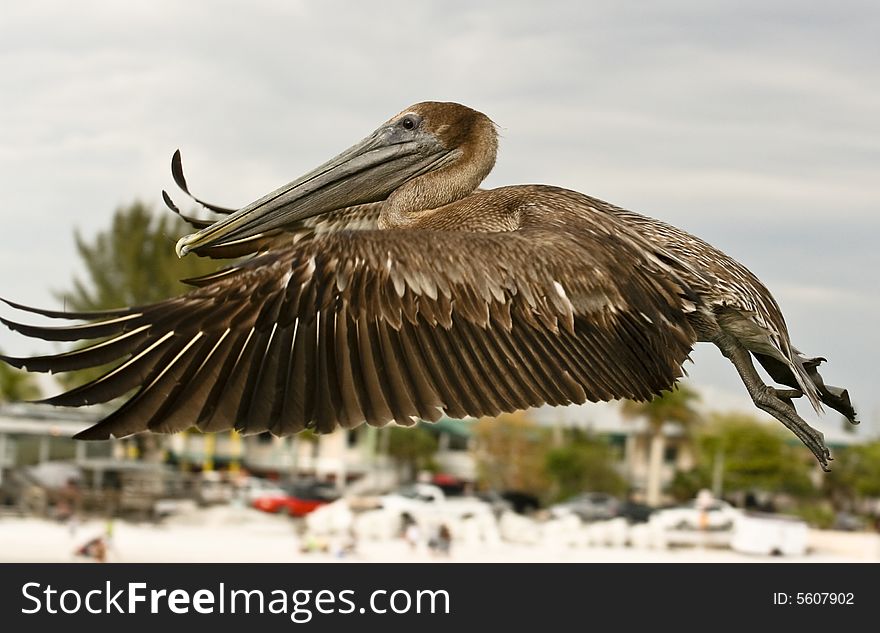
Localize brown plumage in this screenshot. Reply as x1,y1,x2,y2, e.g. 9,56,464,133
0,101,855,469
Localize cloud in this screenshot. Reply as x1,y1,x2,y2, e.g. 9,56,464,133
772,283,880,308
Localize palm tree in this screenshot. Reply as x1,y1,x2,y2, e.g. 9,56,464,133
622,385,701,506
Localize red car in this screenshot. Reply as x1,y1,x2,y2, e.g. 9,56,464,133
252,480,339,517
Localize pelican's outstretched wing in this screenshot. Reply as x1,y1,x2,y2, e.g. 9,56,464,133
1,224,696,440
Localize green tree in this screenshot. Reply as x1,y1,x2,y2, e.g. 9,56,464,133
544,431,626,501
474,412,551,497
692,413,816,499
825,441,880,510
58,201,218,311
621,384,702,506
387,424,438,482
0,351,42,402
54,201,219,389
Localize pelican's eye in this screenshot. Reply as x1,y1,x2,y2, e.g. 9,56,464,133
401,115,420,131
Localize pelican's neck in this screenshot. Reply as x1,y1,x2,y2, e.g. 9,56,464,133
380,138,497,229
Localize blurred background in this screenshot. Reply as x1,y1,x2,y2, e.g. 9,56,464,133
1,1,878,562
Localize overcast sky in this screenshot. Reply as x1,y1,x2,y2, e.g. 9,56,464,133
1,1,878,437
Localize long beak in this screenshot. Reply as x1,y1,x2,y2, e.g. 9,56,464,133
175,126,452,257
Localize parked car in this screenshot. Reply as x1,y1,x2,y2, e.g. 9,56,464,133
252,480,340,517
549,492,621,522
832,512,867,532
238,476,287,504
374,483,497,523
475,490,515,518
196,471,234,505
499,490,541,515
650,499,742,531
617,500,654,524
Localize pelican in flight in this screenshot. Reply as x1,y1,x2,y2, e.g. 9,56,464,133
1,102,856,469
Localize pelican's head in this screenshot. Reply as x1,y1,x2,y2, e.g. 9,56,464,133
175,101,497,257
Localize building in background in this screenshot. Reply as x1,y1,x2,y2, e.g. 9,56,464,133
0,398,866,509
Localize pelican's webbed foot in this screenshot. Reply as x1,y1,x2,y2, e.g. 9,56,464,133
752,385,831,472
713,334,831,471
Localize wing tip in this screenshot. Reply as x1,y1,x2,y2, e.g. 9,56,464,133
73,425,113,441
0,354,28,370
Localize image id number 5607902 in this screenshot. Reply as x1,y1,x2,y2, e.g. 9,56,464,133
773,593,854,605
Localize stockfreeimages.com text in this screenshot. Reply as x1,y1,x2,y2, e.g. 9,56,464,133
22,581,450,622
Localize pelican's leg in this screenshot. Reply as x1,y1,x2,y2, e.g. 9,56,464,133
772,388,803,413
774,389,804,399
712,333,831,471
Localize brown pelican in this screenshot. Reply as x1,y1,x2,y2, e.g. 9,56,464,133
0,102,856,469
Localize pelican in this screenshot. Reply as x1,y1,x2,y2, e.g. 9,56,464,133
1,102,856,469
